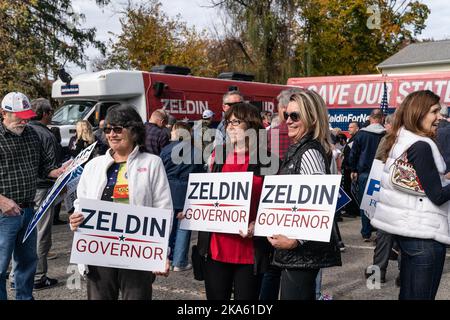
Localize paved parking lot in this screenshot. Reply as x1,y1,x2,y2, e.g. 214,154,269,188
5,213,450,300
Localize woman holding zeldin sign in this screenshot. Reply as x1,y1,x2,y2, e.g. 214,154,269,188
194,102,275,300
69,104,173,300
371,90,450,300
267,90,342,300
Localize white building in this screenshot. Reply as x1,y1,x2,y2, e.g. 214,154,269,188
377,40,450,74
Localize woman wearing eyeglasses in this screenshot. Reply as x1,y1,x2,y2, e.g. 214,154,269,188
267,90,342,300
69,104,173,300
195,102,276,300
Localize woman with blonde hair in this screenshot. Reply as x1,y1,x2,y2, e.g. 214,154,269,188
68,120,96,158
371,90,450,300
267,89,341,300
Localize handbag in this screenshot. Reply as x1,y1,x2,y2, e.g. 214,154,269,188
390,152,425,196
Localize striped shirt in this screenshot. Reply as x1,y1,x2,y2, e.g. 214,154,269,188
299,149,327,175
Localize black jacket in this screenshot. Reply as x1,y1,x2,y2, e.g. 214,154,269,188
272,134,342,269
437,121,450,173
29,121,60,189
348,124,385,174
196,144,278,275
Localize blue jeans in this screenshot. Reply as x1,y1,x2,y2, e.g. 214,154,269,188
0,208,37,300
315,269,323,299
259,264,281,300
397,236,446,300
172,227,192,268
357,173,373,239
168,214,178,262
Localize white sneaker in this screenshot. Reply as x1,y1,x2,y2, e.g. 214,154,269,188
173,264,192,272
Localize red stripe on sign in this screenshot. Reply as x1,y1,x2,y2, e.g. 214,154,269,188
125,238,161,244
85,234,118,240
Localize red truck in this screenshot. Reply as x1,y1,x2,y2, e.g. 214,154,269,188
51,69,292,146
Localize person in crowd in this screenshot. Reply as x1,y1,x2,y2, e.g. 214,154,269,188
214,91,244,146
261,111,272,129
93,120,109,155
68,120,97,158
340,121,360,218
49,126,67,225
267,88,301,162
267,89,342,300
165,114,177,138
193,102,275,300
27,98,62,290
161,122,204,272
0,92,63,300
349,109,386,241
197,109,215,153
69,104,173,300
365,113,400,284
144,109,170,155
371,90,450,300
436,103,450,173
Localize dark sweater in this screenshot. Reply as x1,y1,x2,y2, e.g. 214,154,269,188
407,141,450,206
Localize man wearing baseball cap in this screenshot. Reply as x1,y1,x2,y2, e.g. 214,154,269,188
0,92,64,300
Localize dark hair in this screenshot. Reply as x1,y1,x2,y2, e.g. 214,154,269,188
382,90,440,162
31,98,53,121
104,104,145,149
50,126,62,143
224,102,264,132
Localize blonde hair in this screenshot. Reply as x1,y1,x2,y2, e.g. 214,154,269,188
289,90,332,154
76,120,95,144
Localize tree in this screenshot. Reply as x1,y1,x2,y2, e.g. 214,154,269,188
210,0,430,82
97,0,224,77
0,0,108,98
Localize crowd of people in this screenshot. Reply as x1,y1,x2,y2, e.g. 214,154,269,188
1,86,450,301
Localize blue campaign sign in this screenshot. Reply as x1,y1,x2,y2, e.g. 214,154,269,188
336,187,352,213
22,163,86,243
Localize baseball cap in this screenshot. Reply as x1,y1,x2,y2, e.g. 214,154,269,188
1,92,36,119
202,109,214,119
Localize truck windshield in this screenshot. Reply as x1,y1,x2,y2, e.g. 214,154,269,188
51,101,96,125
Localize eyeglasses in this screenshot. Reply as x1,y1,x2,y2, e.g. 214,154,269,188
283,112,300,122
103,126,127,134
224,102,240,107
225,119,243,126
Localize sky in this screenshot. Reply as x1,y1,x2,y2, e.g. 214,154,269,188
69,0,450,75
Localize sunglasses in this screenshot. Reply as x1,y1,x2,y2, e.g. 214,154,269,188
103,126,127,134
283,112,301,122
224,102,240,107
225,119,243,126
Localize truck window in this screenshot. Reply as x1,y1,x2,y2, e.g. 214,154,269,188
51,101,96,125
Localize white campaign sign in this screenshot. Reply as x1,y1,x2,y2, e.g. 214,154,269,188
70,198,171,272
254,175,341,242
180,172,253,235
361,159,384,220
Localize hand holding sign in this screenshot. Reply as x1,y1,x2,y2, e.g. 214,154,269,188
267,235,298,250
69,212,84,231
239,221,255,239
